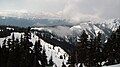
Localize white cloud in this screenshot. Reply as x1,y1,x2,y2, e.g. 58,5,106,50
0,0,119,21
61,0,120,22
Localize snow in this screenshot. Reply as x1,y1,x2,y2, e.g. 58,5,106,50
6,27,14,30
103,64,120,67
70,19,118,37
0,32,120,67
30,33,69,67
31,27,52,33
0,32,23,47
0,38,5,47
93,25,104,36
31,19,120,41
31,27,45,31
0,21,119,67
0,32,69,67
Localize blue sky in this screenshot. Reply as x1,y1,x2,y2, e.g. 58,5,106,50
0,0,120,20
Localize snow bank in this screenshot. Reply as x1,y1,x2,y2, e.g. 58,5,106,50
103,64,120,67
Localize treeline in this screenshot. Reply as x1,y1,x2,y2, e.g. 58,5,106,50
0,25,28,38
0,28,55,67
67,26,120,67
0,25,120,67
32,26,120,67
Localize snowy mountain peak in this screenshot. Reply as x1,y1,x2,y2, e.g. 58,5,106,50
0,10,62,19
69,19,120,42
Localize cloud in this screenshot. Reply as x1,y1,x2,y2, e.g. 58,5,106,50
61,0,120,22
0,0,119,21
49,26,72,37
0,0,67,12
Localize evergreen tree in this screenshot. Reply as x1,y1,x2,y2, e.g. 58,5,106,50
76,30,88,65
54,64,57,67
34,39,42,55
104,26,120,65
33,39,42,66
62,62,66,67
93,32,103,66
67,53,76,67
0,46,1,67
48,55,54,66
41,49,48,67
79,63,83,67
1,40,9,67
12,33,15,42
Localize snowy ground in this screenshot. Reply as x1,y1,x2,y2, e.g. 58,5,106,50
30,33,69,67
0,32,24,47
0,32,69,67
0,32,120,67
103,64,120,67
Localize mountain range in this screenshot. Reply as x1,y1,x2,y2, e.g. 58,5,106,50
0,11,120,42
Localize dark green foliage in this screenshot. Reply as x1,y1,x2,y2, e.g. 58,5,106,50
62,62,66,67
0,27,49,67
48,55,54,66
0,25,28,38
79,63,83,67
103,26,120,66
0,26,11,37
0,25,120,67
68,27,120,67
60,55,63,59
41,49,48,66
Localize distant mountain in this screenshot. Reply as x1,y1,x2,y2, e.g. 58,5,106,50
70,19,120,41
0,16,72,27
0,11,120,42
0,11,72,27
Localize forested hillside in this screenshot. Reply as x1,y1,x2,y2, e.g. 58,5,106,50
0,26,120,67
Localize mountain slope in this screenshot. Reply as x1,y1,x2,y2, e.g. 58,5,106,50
0,32,69,67
70,19,120,41
32,19,120,43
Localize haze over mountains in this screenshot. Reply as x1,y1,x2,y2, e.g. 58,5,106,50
0,11,120,41
0,10,73,27
0,16,69,27
0,11,119,26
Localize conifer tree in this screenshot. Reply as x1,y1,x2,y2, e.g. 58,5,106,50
62,62,66,67
48,55,54,66
41,49,48,67
79,63,83,67
94,32,103,66
12,33,15,42
103,26,120,66
67,53,76,66
1,39,9,67
76,30,88,65
33,39,42,66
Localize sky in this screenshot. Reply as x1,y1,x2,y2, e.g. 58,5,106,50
0,0,120,21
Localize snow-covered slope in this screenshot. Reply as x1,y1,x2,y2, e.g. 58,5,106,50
32,19,120,42
30,33,69,67
103,64,120,67
0,32,69,67
70,19,120,36
0,32,24,47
